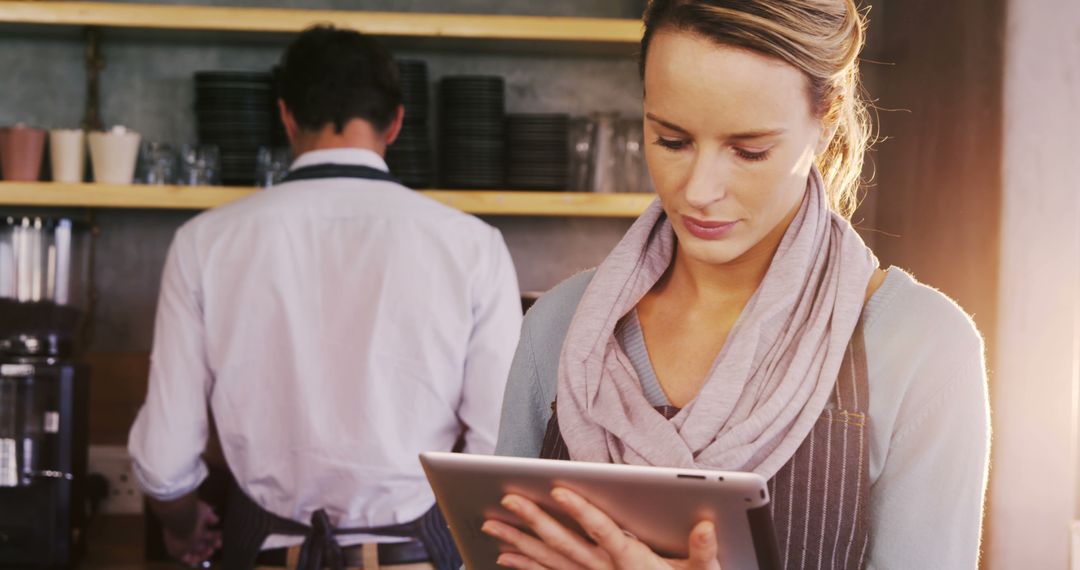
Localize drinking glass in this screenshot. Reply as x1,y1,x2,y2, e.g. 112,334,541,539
137,141,178,185
178,144,220,186
567,118,596,192
589,112,619,194
255,146,292,188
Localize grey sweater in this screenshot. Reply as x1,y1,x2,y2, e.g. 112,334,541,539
495,267,989,569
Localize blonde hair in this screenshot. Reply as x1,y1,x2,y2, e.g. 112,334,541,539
640,0,871,218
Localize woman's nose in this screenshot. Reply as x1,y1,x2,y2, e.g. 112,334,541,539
683,153,728,209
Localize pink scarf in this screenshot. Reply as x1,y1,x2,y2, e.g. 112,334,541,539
556,168,877,478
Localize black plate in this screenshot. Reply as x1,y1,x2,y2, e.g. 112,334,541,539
440,94,505,102
441,128,506,137
440,100,506,109
440,119,506,127
195,70,271,80
441,77,504,87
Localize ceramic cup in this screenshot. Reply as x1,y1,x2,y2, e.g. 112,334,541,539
87,126,141,184
49,129,86,183
0,125,47,182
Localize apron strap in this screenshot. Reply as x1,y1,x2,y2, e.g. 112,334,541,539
281,163,403,185
222,476,460,570
834,323,870,413
296,509,345,570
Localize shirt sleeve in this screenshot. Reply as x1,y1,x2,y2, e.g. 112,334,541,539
866,352,990,569
458,228,522,455
127,227,213,501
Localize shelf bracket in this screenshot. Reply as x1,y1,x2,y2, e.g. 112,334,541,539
82,27,104,132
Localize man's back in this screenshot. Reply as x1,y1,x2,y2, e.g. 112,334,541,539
129,149,522,548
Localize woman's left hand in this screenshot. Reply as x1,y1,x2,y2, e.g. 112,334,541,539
481,487,722,570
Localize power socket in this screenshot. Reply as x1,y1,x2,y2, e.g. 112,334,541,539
87,445,144,515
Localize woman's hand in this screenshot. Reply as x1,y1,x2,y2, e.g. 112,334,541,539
481,487,722,570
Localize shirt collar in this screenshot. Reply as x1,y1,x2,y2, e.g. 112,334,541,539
289,148,389,173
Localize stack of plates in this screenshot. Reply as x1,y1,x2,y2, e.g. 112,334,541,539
387,60,432,188
506,114,570,190
439,76,505,189
194,71,275,186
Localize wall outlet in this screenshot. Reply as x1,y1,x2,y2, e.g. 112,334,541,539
87,445,144,515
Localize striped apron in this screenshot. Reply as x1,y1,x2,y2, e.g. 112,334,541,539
540,330,871,570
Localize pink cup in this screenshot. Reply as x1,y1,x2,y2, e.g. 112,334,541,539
0,126,46,182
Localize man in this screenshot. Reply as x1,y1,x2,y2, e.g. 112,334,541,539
128,26,522,569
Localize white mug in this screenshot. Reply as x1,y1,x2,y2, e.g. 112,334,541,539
49,129,85,183
88,126,141,184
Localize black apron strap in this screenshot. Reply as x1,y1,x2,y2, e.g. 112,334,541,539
222,478,461,570
281,163,403,185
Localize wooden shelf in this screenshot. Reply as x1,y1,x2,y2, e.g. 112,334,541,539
0,2,641,53
0,182,654,218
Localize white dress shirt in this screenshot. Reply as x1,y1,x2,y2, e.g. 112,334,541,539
129,148,522,548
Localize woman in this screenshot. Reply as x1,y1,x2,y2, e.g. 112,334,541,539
483,0,989,569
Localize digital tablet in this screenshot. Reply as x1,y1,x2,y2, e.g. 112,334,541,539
420,452,780,570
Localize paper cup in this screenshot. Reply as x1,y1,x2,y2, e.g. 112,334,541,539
88,127,141,184
49,129,85,183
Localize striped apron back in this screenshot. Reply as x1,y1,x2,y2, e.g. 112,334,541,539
539,330,871,570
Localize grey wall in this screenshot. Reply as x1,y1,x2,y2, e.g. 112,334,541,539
0,1,645,352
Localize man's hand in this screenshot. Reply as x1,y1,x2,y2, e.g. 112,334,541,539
160,500,222,566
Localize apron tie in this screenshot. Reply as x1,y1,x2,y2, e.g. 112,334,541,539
297,508,346,570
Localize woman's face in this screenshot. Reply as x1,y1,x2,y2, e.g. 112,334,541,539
643,31,830,267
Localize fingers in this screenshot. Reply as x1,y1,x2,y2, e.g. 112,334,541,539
197,500,220,526
685,521,719,569
482,518,579,570
550,488,636,564
202,528,223,552
496,551,552,570
174,525,221,567
502,494,611,569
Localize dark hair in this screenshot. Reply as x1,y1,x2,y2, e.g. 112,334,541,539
278,26,402,134
639,0,871,218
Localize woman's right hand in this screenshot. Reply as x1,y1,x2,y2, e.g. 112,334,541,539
482,488,722,570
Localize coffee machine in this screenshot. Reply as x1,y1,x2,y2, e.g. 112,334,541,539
0,215,92,568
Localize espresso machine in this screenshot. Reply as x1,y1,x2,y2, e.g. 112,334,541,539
0,215,92,568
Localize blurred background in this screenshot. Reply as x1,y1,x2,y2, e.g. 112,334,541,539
0,0,1077,568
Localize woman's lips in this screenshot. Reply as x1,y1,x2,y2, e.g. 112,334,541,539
682,215,738,240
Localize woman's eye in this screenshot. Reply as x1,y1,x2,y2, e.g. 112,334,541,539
653,137,689,151
735,147,771,162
